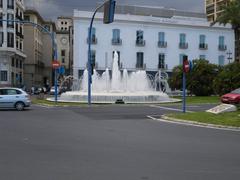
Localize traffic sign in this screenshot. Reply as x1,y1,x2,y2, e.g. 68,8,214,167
183,56,189,73
52,61,60,69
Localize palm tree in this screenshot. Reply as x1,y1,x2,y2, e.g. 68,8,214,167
212,0,240,61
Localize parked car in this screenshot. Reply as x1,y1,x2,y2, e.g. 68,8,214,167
49,86,61,95
0,88,31,111
221,88,240,104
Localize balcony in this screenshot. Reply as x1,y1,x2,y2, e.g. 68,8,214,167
179,42,188,49
218,45,227,51
199,43,208,50
87,37,97,44
112,38,122,45
136,63,146,70
158,41,167,48
136,40,145,47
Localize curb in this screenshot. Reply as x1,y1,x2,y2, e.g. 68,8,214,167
148,115,240,132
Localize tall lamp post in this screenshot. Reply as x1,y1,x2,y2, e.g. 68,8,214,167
87,0,116,105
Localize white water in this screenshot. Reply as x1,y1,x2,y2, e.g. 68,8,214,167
80,51,153,93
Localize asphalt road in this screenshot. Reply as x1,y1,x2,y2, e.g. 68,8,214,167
0,104,240,180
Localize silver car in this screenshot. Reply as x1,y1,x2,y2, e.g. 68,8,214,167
0,88,31,111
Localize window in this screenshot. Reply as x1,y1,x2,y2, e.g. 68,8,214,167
62,58,65,63
16,40,19,49
112,29,121,44
16,59,19,68
113,29,120,40
199,55,206,60
61,21,64,25
0,0,2,8
7,0,14,9
179,54,186,65
136,52,144,68
199,35,206,49
218,36,226,50
179,34,188,49
0,71,8,81
19,60,22,69
7,32,14,48
218,55,225,66
65,22,67,25
7,13,14,28
0,32,3,47
11,58,14,67
180,33,186,44
136,30,144,43
0,13,2,27
7,89,18,95
61,50,66,57
158,54,165,69
219,36,224,46
158,32,165,43
20,41,22,50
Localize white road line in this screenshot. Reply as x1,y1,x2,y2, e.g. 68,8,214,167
33,104,54,109
149,105,194,113
147,115,240,132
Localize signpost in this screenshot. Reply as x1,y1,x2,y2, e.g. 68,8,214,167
182,55,190,113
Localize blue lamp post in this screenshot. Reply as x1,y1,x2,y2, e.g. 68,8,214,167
87,0,116,105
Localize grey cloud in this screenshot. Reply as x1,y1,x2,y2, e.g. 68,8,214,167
24,0,204,19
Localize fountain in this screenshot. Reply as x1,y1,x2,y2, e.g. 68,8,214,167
56,51,177,104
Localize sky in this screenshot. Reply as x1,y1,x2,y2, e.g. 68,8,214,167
24,0,205,20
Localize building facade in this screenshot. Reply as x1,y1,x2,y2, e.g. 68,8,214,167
73,6,235,79
23,9,56,89
205,0,239,62
0,0,26,87
56,16,73,75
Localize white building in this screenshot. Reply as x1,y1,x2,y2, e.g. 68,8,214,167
0,0,26,87
73,5,235,79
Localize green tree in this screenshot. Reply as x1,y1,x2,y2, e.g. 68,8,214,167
213,62,240,95
169,60,219,96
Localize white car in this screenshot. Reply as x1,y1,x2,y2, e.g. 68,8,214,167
0,88,31,111
49,86,61,95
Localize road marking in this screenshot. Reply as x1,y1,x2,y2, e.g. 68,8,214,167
33,104,54,109
149,105,194,113
147,115,240,132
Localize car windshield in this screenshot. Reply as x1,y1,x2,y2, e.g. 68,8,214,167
231,88,240,94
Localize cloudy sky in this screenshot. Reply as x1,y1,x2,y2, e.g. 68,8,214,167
25,0,205,20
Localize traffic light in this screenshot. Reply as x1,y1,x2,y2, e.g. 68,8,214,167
103,0,116,24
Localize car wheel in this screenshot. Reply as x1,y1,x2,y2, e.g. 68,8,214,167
15,102,25,111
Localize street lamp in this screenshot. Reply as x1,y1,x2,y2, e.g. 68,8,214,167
87,0,116,105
